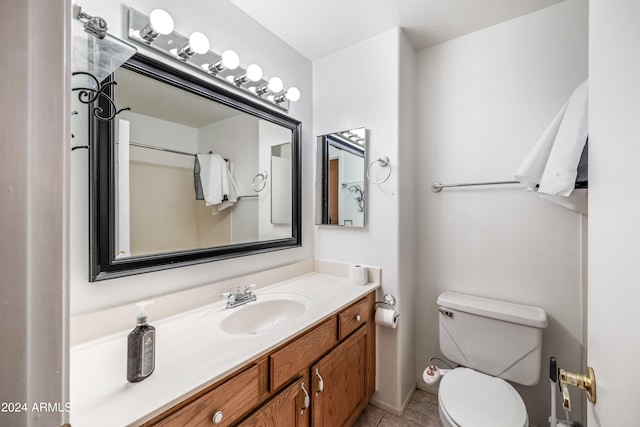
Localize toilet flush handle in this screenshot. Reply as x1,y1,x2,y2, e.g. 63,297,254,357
438,307,453,318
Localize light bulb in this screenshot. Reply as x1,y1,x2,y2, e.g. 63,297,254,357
138,9,174,42
246,64,263,82
175,32,210,60
188,32,210,54
221,50,240,70
149,9,174,35
286,87,300,102
267,77,283,93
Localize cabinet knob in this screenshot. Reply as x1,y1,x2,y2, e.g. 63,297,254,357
212,410,223,424
355,314,361,322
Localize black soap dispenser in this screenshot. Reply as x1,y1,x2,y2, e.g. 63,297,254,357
127,301,155,382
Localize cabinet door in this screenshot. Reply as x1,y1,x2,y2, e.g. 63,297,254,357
238,375,311,427
311,325,367,427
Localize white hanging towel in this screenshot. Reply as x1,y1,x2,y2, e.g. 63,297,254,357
514,79,588,213
196,153,241,214
514,101,569,190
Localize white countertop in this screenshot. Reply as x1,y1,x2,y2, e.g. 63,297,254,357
70,272,379,427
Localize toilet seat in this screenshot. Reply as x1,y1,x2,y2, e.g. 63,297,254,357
438,367,528,427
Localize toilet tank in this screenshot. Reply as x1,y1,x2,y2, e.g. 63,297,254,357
437,292,548,386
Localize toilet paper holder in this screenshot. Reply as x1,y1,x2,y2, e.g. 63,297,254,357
375,294,399,321
375,293,396,308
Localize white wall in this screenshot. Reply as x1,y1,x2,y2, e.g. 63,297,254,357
70,0,312,314
258,120,293,240
414,1,588,426
1,1,70,426
588,0,640,425
314,28,417,413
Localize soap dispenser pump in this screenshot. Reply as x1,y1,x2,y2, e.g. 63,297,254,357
127,301,155,382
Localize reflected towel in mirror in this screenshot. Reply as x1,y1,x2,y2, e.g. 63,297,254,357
195,153,241,214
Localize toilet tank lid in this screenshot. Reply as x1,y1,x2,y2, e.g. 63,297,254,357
437,292,548,328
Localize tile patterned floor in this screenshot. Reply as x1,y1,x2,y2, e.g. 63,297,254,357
353,389,444,427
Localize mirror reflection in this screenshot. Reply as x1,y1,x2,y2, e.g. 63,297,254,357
316,128,366,227
113,67,293,257
89,54,301,281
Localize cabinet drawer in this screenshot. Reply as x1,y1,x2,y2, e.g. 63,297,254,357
339,294,372,341
270,317,338,391
153,364,260,427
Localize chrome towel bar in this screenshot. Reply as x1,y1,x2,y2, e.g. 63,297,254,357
431,180,521,193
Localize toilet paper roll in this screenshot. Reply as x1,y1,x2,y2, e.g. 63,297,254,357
348,264,367,286
375,307,399,329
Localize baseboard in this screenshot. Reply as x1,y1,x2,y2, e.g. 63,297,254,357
369,384,416,416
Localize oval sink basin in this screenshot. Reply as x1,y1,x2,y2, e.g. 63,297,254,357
201,293,315,336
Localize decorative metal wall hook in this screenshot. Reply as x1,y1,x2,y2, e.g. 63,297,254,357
72,72,130,122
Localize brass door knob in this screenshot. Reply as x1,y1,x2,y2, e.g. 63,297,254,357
560,366,596,404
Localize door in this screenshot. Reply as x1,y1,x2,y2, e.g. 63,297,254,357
588,1,640,425
311,326,367,427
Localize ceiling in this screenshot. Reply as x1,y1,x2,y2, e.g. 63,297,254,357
116,68,240,128
229,0,567,60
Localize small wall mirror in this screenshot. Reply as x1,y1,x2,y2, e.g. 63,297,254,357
90,54,301,281
316,128,366,227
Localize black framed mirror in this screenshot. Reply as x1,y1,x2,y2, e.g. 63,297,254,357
89,53,301,281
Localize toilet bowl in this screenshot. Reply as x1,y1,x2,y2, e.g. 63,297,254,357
430,292,548,427
437,368,528,427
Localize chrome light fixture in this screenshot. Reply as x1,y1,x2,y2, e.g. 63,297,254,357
275,87,301,104
136,9,174,43
205,50,240,75
233,64,262,86
255,77,283,96
173,32,210,60
127,7,300,111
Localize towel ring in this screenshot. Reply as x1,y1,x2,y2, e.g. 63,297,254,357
252,171,268,192
366,156,391,184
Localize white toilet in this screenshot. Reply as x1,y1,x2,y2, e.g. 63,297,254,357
433,292,548,427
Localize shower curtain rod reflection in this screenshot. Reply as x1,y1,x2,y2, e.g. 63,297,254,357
123,141,196,157
121,141,258,198
431,180,521,193
119,141,230,161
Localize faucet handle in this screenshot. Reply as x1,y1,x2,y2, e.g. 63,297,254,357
221,291,235,302
244,284,256,292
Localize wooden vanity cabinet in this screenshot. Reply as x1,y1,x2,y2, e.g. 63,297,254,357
149,364,261,427
311,325,368,427
145,291,375,427
237,373,311,427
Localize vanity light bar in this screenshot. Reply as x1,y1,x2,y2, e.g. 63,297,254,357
127,8,299,111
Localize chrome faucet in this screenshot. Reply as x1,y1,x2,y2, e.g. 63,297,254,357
222,284,257,309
